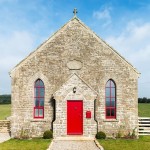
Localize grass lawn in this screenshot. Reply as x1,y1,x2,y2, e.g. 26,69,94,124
138,103,150,117
0,138,51,150
98,136,150,150
0,104,11,120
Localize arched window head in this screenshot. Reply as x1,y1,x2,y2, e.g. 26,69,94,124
34,79,45,118
105,79,116,119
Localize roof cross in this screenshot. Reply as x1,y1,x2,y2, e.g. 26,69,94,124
73,8,78,17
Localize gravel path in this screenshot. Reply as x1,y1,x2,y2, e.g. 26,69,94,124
48,140,100,150
0,133,11,143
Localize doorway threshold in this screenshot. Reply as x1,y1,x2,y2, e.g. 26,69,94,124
54,136,94,141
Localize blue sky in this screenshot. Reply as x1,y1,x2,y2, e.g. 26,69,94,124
0,0,150,97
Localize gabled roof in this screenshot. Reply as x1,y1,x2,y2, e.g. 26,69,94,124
10,16,140,76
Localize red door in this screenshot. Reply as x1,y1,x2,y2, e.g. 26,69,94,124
67,100,83,135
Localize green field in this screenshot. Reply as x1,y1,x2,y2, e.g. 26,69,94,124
138,103,150,117
0,104,11,120
0,138,50,150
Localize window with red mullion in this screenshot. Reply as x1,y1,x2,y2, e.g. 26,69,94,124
105,80,116,119
34,79,44,118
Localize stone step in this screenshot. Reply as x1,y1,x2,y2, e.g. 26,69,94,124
54,136,95,141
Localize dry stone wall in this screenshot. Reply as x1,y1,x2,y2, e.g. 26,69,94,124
0,121,10,133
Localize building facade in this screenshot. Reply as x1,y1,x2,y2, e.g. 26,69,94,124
10,16,140,138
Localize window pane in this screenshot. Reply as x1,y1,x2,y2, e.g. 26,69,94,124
39,99,44,106
111,88,115,97
39,80,44,86
111,109,115,116
111,98,115,107
106,98,111,107
35,109,38,117
106,88,110,97
40,88,44,97
111,81,115,87
106,109,111,116
39,109,43,117
35,88,38,97
106,81,110,87
35,80,39,86
35,99,39,106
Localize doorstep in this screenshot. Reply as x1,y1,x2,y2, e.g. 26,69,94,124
54,136,95,141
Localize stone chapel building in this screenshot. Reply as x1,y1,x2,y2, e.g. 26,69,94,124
10,14,140,138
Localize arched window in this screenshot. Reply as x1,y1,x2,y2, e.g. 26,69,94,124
34,79,45,118
105,79,116,119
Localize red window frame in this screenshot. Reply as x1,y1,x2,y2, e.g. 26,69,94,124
34,79,44,119
105,79,116,119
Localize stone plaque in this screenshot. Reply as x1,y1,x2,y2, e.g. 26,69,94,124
67,60,82,70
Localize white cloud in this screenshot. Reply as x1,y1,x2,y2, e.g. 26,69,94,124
106,22,150,62
93,6,112,27
0,31,35,93
93,8,111,20
0,31,34,57
0,0,56,94
106,21,150,97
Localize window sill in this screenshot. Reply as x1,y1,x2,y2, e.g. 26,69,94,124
103,119,119,122
30,119,47,122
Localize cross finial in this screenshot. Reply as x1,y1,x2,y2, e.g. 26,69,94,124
73,8,78,17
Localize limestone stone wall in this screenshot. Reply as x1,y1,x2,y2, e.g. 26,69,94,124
10,17,139,138
11,72,53,137
96,74,138,137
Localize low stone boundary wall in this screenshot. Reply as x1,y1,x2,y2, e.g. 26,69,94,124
0,120,10,133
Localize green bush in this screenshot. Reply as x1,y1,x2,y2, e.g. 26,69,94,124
96,131,106,139
43,130,53,139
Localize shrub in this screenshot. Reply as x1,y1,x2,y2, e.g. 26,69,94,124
43,130,53,139
96,131,106,139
